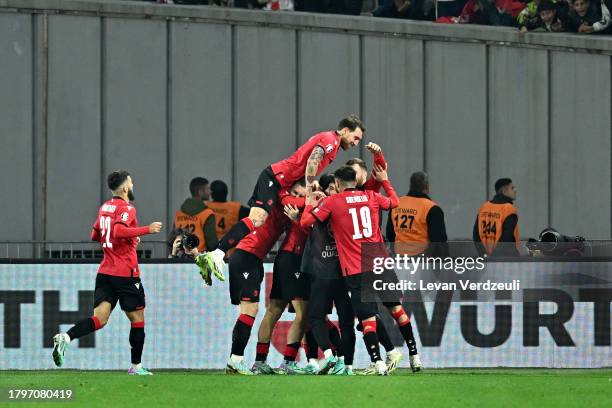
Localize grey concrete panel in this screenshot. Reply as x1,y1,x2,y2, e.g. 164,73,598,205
425,42,487,239
0,14,33,243
234,26,296,204
362,36,424,195
46,15,101,241
298,31,360,173
104,18,167,235
550,52,611,238
8,1,612,54
169,22,231,221
488,46,549,239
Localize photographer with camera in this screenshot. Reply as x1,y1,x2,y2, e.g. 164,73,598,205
167,228,202,259
173,177,218,253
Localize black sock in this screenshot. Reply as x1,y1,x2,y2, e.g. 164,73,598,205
362,320,382,362
363,332,382,363
231,314,255,356
283,342,300,362
376,317,395,353
66,316,100,340
255,342,270,362
129,323,145,364
305,330,319,360
219,219,254,252
399,321,418,355
327,322,342,357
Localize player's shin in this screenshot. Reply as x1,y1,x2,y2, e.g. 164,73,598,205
361,320,382,363
129,322,146,369
231,313,255,361
66,316,102,340
391,307,418,355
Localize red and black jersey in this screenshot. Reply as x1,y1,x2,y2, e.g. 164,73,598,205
270,131,340,188
307,185,398,276
91,198,149,278
236,205,290,261
279,221,308,255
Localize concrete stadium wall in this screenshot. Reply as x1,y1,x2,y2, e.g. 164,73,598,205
1,0,611,253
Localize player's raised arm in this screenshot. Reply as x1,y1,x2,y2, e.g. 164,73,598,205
305,145,325,194
373,164,399,209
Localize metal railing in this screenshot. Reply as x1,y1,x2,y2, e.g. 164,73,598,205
0,241,169,260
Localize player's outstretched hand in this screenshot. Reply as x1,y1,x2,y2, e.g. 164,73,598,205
366,142,382,155
373,164,388,182
149,222,163,234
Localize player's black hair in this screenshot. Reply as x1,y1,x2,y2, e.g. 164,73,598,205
294,177,306,188
189,177,209,197
107,170,130,192
319,173,335,191
334,166,357,184
346,158,367,171
409,171,429,193
337,114,366,133
210,180,228,201
495,178,513,194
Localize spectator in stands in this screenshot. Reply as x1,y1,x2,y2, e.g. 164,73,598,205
459,0,523,26
569,0,611,33
437,0,470,18
206,180,250,241
440,0,523,25
174,177,218,253
372,0,434,20
519,0,573,32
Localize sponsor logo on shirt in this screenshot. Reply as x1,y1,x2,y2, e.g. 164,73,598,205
325,144,334,153
121,212,129,222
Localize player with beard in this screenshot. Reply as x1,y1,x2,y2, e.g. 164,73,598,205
197,115,365,283
52,171,163,375
226,180,307,375
300,165,400,375
346,148,418,373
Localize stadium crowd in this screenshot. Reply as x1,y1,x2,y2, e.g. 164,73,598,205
148,0,612,34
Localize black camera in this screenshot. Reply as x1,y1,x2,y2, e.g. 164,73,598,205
181,233,200,251
527,228,586,257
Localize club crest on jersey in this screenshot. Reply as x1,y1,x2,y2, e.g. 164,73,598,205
121,212,129,222
243,272,249,279
325,144,334,153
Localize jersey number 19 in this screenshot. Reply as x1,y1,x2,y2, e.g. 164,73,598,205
349,207,372,239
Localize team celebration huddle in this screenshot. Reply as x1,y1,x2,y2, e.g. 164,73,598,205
52,114,423,376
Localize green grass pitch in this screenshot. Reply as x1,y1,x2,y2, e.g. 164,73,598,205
1,369,611,408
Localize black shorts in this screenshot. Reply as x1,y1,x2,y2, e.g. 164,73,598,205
270,250,310,302
309,275,354,325
247,166,281,214
94,273,145,312
344,273,379,321
229,249,264,305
